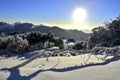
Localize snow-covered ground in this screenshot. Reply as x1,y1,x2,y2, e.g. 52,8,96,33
0,51,120,80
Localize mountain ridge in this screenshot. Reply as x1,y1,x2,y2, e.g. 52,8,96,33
0,22,89,40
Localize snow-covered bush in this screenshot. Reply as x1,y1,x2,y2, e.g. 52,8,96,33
54,38,64,48
26,31,55,45
7,35,29,53
73,42,84,50
0,31,64,54
28,42,44,52
0,36,3,49
92,46,120,59
0,35,12,49
86,15,120,49
44,41,54,48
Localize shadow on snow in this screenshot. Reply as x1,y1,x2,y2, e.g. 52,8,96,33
0,56,120,80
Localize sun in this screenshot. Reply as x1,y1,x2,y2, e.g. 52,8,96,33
72,8,87,23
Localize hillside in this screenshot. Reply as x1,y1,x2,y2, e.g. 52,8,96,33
0,22,89,41
0,49,120,80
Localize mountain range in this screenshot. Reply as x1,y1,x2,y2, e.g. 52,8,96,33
0,22,89,40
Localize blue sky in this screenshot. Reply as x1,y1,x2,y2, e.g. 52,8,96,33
0,0,120,32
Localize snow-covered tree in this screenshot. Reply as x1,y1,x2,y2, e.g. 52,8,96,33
73,42,84,50
86,14,120,49
28,41,44,52
7,35,29,53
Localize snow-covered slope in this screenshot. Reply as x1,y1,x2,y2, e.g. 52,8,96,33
0,52,120,80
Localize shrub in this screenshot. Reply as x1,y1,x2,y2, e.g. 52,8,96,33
73,42,84,50
86,14,120,49
28,42,44,52
7,35,29,53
